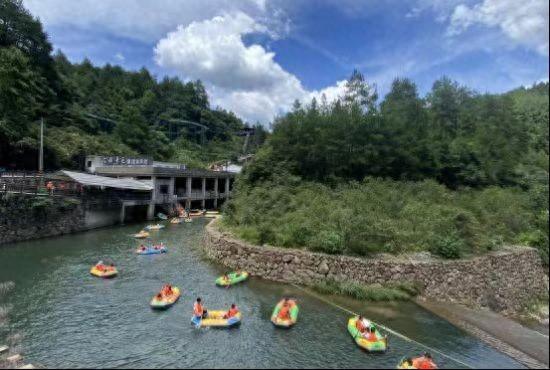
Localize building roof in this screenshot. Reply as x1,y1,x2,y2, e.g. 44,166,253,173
93,166,235,178
54,170,153,191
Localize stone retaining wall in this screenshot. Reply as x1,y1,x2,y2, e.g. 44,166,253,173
203,219,549,314
0,194,86,245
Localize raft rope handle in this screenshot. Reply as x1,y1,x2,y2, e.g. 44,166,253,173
291,283,474,369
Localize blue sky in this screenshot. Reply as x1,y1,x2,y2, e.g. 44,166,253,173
25,0,549,124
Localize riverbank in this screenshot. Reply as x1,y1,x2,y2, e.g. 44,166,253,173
417,299,549,369
203,218,549,316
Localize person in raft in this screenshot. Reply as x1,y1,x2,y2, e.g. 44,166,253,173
223,304,239,319
161,284,173,296
193,298,208,319
400,358,415,369
278,298,292,320
364,325,378,341
412,353,437,369
355,316,369,333
95,261,106,271
139,245,146,251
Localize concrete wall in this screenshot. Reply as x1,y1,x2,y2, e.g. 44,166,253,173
84,208,121,229
203,219,549,314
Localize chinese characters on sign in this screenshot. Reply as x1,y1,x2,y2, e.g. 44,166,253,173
101,156,152,166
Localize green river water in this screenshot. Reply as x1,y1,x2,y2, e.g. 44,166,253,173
0,219,524,368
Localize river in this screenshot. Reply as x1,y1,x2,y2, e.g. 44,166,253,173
0,219,525,368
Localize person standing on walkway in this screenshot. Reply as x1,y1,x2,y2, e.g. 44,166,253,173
46,181,55,195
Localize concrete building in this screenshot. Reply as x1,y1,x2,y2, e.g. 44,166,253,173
85,155,235,220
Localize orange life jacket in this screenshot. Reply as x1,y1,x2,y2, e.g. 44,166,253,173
412,357,437,369
226,307,239,318
278,305,290,319
356,319,366,332
194,302,204,316
364,331,377,342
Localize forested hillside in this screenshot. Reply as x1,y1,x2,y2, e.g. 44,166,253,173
0,0,266,170
225,72,549,264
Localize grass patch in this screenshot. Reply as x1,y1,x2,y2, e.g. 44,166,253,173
311,279,421,302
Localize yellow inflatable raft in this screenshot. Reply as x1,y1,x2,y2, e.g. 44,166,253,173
150,287,181,309
133,230,150,239
192,310,241,328
90,265,118,278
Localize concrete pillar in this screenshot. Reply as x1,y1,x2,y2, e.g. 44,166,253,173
185,177,192,211
147,203,155,220
120,204,126,224
225,177,230,198
169,177,175,195
201,177,206,209
147,176,157,220
213,177,219,209
186,177,191,198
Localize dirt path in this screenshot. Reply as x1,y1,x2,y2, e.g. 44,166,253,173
416,299,549,369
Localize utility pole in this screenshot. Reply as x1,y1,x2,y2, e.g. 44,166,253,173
39,117,44,173
38,117,44,191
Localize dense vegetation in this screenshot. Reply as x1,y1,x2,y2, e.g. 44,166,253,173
0,0,266,170
225,73,549,264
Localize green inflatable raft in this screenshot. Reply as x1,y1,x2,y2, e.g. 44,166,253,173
215,271,249,287
271,299,299,327
347,317,388,353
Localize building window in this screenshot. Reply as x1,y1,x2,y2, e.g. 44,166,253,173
159,185,169,194
87,161,92,168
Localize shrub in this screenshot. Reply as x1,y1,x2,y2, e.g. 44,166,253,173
224,177,545,261
310,230,344,254
431,235,464,259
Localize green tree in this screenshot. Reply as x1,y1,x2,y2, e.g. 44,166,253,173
343,69,378,112
0,46,50,167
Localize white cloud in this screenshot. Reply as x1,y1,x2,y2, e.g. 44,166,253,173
405,0,472,22
154,12,346,124
23,0,275,43
155,13,290,91
306,80,349,104
114,52,125,62
448,0,549,55
24,0,344,124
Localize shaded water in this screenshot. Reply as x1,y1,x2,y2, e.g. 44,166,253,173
0,219,524,368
